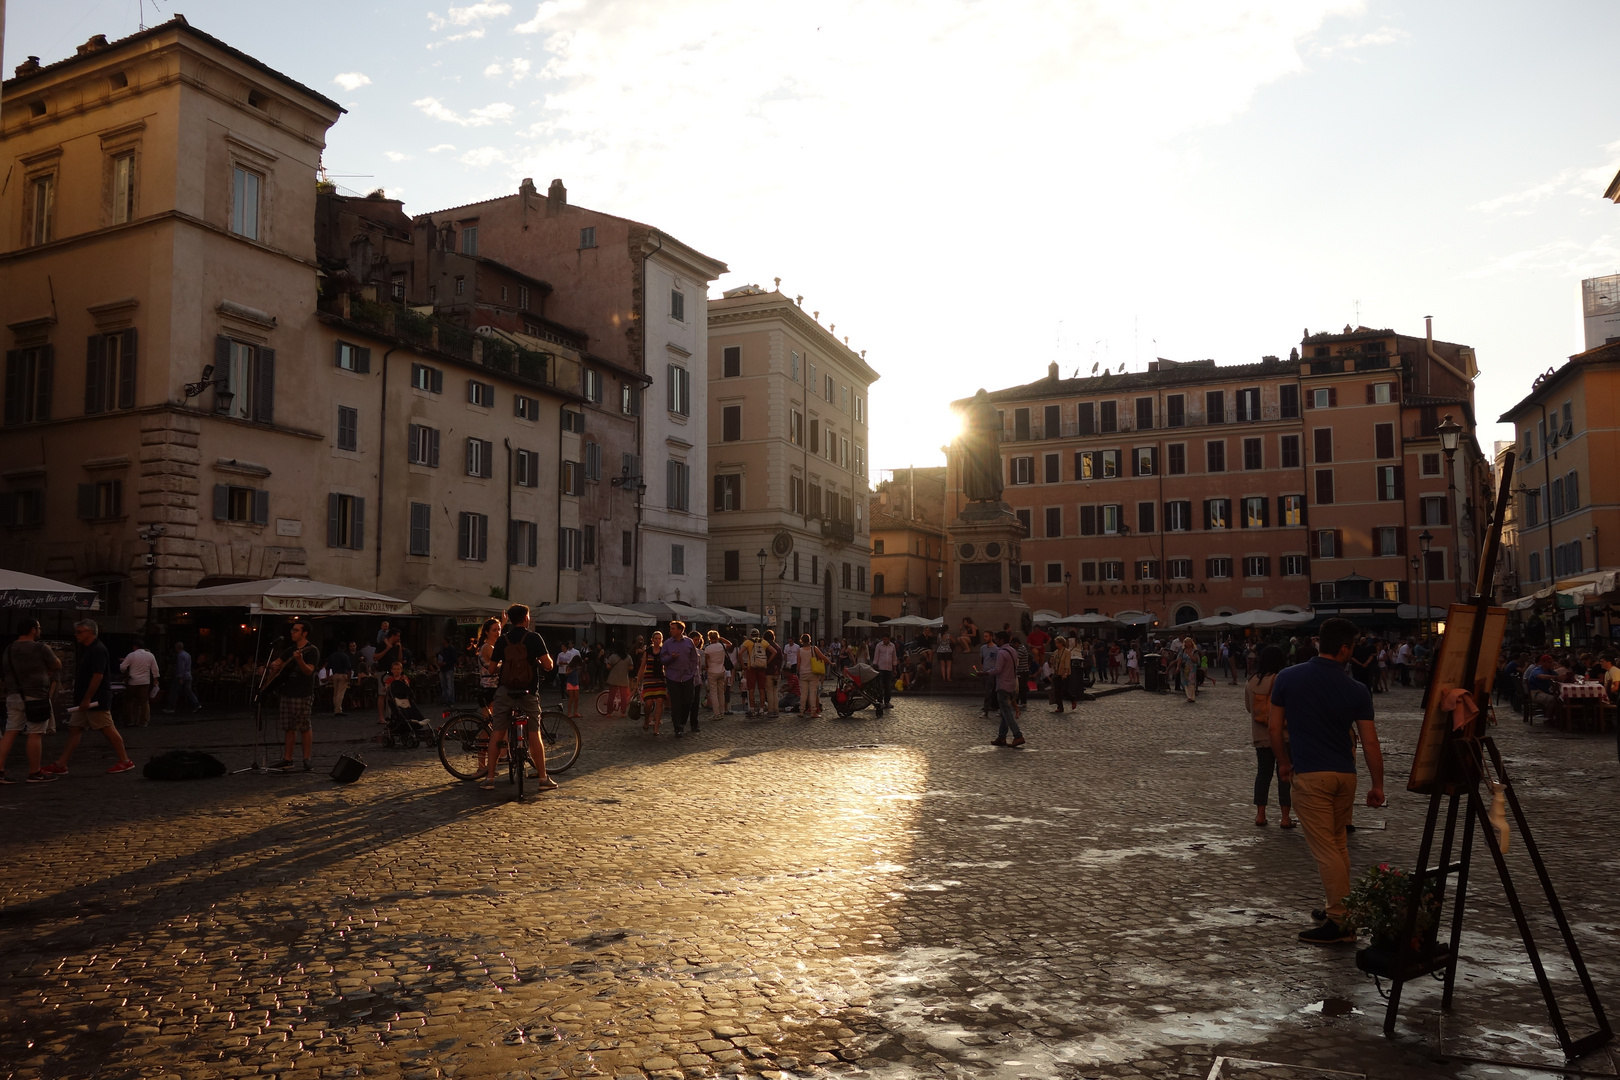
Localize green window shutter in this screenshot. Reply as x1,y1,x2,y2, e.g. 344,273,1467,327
213,484,230,520
356,346,370,374
36,344,53,421
351,497,365,550
118,329,137,409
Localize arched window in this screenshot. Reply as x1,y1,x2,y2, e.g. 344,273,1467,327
1175,605,1200,625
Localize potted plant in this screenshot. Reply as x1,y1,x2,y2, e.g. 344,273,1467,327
1346,863,1448,979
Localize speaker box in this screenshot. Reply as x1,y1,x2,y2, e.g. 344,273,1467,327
330,754,366,784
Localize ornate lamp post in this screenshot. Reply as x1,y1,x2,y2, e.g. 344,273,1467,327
1419,529,1435,644
756,549,767,628
1437,414,1463,599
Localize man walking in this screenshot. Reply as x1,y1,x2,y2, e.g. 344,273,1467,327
979,630,999,716
271,620,321,771
484,604,556,792
871,630,898,717
660,621,703,737
1,618,62,783
45,619,135,775
118,638,160,728
324,641,353,715
988,630,1025,747
1269,617,1385,945
435,639,460,706
165,641,200,714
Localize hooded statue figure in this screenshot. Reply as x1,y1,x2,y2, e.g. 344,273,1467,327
959,389,1005,503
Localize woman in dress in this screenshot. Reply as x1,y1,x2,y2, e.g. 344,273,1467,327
1247,645,1292,828
639,630,668,735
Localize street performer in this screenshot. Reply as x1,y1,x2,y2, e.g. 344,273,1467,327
269,620,320,771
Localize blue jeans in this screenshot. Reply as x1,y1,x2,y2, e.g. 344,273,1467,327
168,677,199,712
996,689,1022,739
440,669,456,705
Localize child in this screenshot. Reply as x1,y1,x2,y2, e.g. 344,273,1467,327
565,654,583,717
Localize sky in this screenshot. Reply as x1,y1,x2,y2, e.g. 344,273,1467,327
8,0,1620,481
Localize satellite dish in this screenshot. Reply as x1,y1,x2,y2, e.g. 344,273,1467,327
771,531,794,558
1118,363,1126,373
1090,362,1099,373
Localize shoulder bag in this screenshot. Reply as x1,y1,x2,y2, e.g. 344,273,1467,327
6,645,53,725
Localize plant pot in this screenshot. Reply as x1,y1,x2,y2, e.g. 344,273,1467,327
1356,937,1449,980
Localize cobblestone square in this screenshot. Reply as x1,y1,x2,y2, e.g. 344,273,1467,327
3,682,1616,1079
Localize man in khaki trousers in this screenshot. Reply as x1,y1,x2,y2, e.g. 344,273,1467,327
1269,617,1385,945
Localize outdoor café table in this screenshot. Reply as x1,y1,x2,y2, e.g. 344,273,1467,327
1557,680,1608,731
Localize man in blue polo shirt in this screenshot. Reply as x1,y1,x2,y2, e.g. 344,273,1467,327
1269,617,1385,945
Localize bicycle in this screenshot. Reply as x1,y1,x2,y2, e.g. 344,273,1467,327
436,706,582,787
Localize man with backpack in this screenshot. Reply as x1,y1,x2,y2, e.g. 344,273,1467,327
484,604,557,792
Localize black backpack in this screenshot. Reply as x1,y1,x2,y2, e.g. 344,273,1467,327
143,749,227,781
499,633,535,689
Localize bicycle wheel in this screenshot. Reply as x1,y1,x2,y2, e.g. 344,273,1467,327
596,689,613,716
437,712,490,782
510,725,526,800
539,712,582,773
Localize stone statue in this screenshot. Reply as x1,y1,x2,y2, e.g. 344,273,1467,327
959,389,1004,503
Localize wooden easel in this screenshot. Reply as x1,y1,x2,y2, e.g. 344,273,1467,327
1381,451,1611,1064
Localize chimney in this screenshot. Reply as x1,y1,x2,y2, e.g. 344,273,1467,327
519,177,538,197
16,56,41,77
546,178,567,216
76,35,110,56
1147,361,1159,373
1048,361,1059,380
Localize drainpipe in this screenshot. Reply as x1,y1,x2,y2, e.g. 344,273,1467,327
504,437,514,601
636,232,664,603
374,346,397,584
557,408,570,602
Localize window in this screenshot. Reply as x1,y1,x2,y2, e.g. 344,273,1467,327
408,502,431,556
714,473,742,511
29,175,54,245
809,418,821,454
1205,390,1225,425
562,460,585,496
562,409,585,433
1100,560,1124,581
722,404,742,441
1242,437,1263,471
580,226,596,248
1310,387,1335,409
671,290,685,321
467,379,495,407
873,572,886,595
1168,444,1186,475
504,520,538,567
1279,384,1300,419
1315,582,1339,603
392,274,406,300
327,493,365,549
1243,556,1271,578
790,351,801,382
1010,457,1034,485
1280,434,1300,469
825,374,836,404
1080,561,1098,582
721,345,741,378
619,382,641,415
1424,549,1447,581
1528,550,1542,581
809,482,823,518
1375,526,1401,556
1135,559,1159,581
1019,563,1033,586
337,405,358,451
1044,453,1061,484
1205,498,1230,530
457,512,489,561
583,441,602,482
556,526,581,570
334,341,370,373
1016,508,1032,537
230,166,260,240
1099,400,1117,433
214,337,274,423
724,550,741,580
1100,449,1119,477
1313,428,1333,464
460,226,479,255
840,436,850,467
514,448,538,487
407,424,440,467
1420,452,1442,477
1376,465,1403,501
1076,401,1095,435
1137,501,1155,534
1315,529,1338,558
1168,559,1192,580
1075,451,1093,480
1421,495,1448,525
583,370,604,404
0,490,43,528
211,484,267,524
842,562,853,590
1374,422,1395,459
667,364,691,415
1206,441,1226,473
1101,504,1122,534
515,394,538,420
517,285,530,310
466,437,494,478
788,409,804,447
1135,397,1154,430
1167,395,1185,427
790,475,805,514
1241,496,1268,529
1206,557,1232,579
1134,447,1157,476
1045,506,1062,537
856,396,864,425
112,152,136,224
1370,382,1392,404
1280,494,1303,527
1564,470,1580,512
855,444,866,476
454,276,466,297
667,460,691,510
1524,488,1541,527
411,363,443,393
662,541,682,577
1165,500,1192,531
1041,562,1062,585
1315,469,1335,505
1236,387,1261,423
84,330,137,414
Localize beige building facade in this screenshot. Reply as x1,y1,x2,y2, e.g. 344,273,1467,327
706,286,880,640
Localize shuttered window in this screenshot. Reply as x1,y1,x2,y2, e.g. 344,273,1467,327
326,494,364,549
458,512,488,561
212,484,268,525
408,502,431,556
84,330,137,414
4,345,54,425
334,341,370,373
407,424,441,467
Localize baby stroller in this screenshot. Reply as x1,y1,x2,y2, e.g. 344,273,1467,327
383,678,436,749
829,662,884,718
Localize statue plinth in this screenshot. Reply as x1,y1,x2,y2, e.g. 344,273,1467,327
943,501,1032,637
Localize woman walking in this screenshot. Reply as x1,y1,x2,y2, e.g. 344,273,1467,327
639,630,668,735
1246,645,1292,828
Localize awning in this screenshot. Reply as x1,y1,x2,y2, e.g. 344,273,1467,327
0,569,99,610
152,577,411,616
625,601,727,625
405,585,507,618
710,605,764,626
844,617,883,628
1052,613,1123,628
881,614,941,628
1173,609,1314,631
532,601,652,627
1559,570,1620,606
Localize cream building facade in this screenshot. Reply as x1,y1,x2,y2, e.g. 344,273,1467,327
0,20,583,631
706,286,880,639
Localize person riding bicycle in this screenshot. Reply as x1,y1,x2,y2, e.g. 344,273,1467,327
483,604,556,793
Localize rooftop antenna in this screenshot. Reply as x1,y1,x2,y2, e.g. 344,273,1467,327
1355,299,1361,326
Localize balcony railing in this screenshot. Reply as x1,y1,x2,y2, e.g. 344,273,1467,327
1002,405,1287,442
335,296,561,390
822,520,855,544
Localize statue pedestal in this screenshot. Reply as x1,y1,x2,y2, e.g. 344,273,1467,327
943,501,1032,637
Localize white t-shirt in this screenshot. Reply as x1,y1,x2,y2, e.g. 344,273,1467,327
703,641,728,675
1126,649,1139,670
783,641,799,669
556,647,581,669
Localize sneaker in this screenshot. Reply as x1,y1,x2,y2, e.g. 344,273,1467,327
0,774,15,784
1298,919,1356,945
26,771,56,783
271,759,294,771
42,762,67,775
302,759,314,772
107,760,136,774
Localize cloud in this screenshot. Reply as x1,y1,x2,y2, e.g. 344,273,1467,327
428,3,512,30
1308,26,1409,55
460,147,510,168
385,151,413,162
484,62,505,77
413,97,515,126
514,0,584,33
428,143,457,153
1469,155,1619,214
333,72,371,91
508,57,532,80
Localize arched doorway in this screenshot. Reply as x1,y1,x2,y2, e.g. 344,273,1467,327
1174,604,1200,625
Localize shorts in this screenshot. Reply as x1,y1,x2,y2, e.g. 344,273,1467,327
280,696,314,734
746,668,767,690
6,693,54,734
489,687,538,733
69,707,115,731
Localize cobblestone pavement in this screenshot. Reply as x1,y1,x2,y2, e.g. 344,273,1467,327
3,681,1618,1080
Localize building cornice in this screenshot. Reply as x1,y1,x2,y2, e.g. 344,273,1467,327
708,298,880,384
0,210,320,270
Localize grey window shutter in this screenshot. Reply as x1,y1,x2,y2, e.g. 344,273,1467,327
467,379,476,404
356,346,370,374
328,493,341,547
85,335,105,414
465,438,473,474
509,520,521,564
481,439,493,478
213,484,229,520
253,489,269,525
118,329,137,409
253,347,275,423
459,513,470,559
478,514,488,561
407,424,420,464
430,428,440,468
431,367,443,394
215,334,232,372
0,494,15,527
109,479,121,518
4,351,21,426
352,496,365,550
529,522,538,566
334,341,346,368
78,483,98,520
36,344,53,421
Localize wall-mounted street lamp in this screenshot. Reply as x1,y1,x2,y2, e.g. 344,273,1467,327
182,365,234,414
